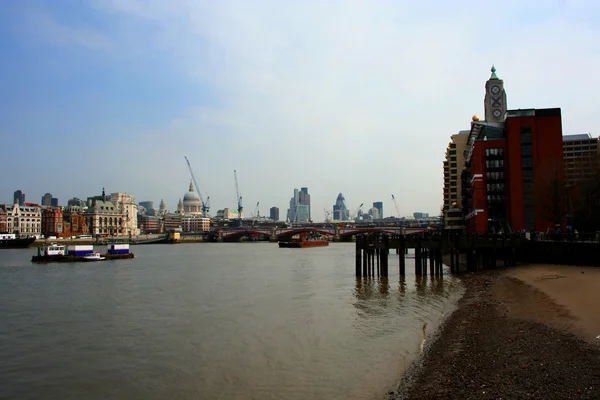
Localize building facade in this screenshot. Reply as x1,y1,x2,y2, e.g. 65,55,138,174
288,188,311,223
563,134,599,186
62,206,90,238
269,207,279,221
42,193,53,206
462,108,564,234
0,203,42,236
443,131,469,211
333,193,349,221
41,207,63,237
373,202,383,220
138,215,162,234
182,215,210,232
109,192,140,236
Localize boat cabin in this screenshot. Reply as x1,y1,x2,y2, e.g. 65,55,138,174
38,243,66,256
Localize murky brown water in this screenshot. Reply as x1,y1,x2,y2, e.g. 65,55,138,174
0,243,462,400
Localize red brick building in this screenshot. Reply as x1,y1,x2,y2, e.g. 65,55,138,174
62,207,90,238
462,108,564,234
41,207,64,237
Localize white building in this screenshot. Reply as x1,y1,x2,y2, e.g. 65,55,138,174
109,192,140,236
182,214,210,232
84,199,123,236
0,203,42,237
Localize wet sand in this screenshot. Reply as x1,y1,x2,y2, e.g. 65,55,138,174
507,264,600,343
387,266,600,400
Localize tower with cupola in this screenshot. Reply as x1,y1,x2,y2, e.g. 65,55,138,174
484,65,507,123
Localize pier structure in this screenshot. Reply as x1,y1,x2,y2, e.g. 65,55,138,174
355,233,524,277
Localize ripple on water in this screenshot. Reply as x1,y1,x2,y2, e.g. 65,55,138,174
0,244,463,400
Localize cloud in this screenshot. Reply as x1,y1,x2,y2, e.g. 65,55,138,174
4,0,600,217
27,12,111,51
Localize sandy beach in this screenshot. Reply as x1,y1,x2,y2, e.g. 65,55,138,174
387,264,600,399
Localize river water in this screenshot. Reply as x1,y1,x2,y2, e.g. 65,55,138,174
0,243,463,400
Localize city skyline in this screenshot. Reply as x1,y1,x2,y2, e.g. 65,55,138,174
1,1,599,218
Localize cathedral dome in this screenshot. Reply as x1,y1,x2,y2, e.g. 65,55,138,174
182,182,202,215
183,182,200,202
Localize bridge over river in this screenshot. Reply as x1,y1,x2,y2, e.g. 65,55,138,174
211,226,428,242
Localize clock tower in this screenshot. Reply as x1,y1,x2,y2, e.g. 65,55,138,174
484,65,507,123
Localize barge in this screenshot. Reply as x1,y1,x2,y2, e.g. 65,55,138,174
31,243,134,263
278,239,329,248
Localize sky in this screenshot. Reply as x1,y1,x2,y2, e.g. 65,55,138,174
1,0,600,220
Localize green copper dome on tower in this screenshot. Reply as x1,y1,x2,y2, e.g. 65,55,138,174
490,64,499,80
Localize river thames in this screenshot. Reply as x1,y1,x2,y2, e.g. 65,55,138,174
0,243,463,400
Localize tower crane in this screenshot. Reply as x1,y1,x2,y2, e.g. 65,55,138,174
234,170,243,227
391,194,401,218
184,156,210,216
353,203,364,221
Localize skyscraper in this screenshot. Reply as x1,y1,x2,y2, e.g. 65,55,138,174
270,207,279,221
51,198,59,207
333,193,349,220
13,190,25,205
42,193,53,206
373,202,383,219
287,188,311,223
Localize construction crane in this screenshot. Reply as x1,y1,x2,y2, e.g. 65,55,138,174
391,194,401,218
253,201,260,219
234,170,243,227
353,203,364,221
184,156,210,216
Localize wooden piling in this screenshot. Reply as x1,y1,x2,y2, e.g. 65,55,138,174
355,239,362,277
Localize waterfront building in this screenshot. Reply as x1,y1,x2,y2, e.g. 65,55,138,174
443,131,469,211
0,203,42,236
163,214,182,231
333,193,349,221
84,197,123,236
41,193,53,206
109,192,140,236
13,190,25,205
563,134,599,186
41,207,63,237
138,215,162,234
462,107,564,234
373,202,383,220
182,214,210,232
62,206,90,238
216,208,243,220
270,207,279,221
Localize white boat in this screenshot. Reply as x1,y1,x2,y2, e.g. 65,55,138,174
83,251,105,261
38,243,67,256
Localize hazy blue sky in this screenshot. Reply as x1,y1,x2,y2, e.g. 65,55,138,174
1,0,599,220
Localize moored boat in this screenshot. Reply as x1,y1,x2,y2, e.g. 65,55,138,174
0,234,36,249
83,251,106,261
278,239,329,248
32,243,134,263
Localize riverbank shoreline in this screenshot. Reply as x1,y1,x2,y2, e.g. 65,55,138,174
385,266,600,399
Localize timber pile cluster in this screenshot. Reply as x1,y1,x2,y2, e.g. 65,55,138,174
387,271,600,400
